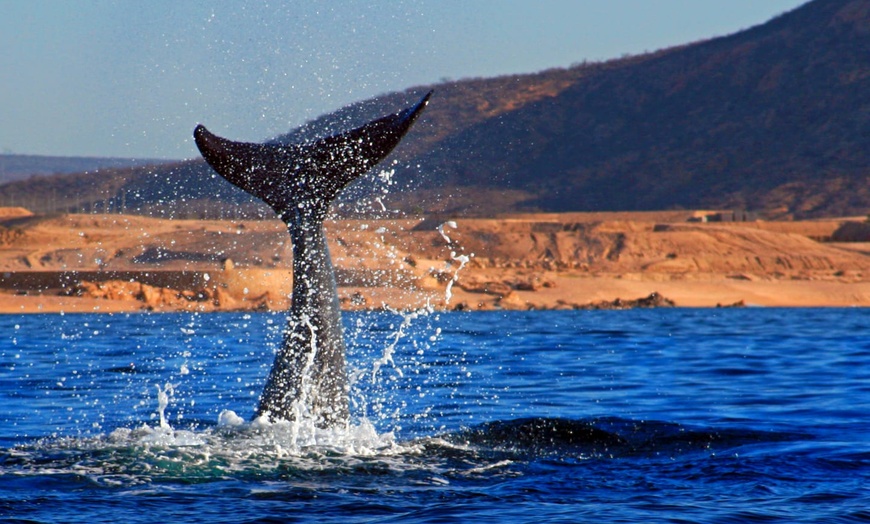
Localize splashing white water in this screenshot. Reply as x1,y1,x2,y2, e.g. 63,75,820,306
437,220,458,244
374,196,387,212
155,382,178,429
265,313,323,445
113,379,403,458
444,251,470,305
437,221,472,305
371,303,435,382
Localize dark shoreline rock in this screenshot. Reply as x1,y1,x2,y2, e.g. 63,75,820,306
579,292,676,310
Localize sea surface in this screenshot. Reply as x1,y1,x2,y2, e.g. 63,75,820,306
1,308,868,523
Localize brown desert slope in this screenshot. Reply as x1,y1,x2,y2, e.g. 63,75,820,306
1,211,868,313
1,0,868,220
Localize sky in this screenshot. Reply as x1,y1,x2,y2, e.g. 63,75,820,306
0,0,807,160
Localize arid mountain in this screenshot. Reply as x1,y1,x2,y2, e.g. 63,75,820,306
1,0,867,219
387,0,869,218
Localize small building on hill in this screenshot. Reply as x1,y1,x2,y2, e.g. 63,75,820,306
690,210,759,223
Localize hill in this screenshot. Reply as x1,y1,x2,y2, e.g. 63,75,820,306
397,0,870,219
0,0,866,219
0,155,169,184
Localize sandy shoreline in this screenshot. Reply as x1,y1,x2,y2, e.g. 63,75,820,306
2,274,868,314
1,211,868,313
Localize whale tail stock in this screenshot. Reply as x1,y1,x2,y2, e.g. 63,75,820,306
193,92,431,425
193,91,432,222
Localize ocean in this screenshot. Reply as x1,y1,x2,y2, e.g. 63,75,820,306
1,308,868,522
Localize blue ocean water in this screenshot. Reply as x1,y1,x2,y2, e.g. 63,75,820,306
1,308,869,523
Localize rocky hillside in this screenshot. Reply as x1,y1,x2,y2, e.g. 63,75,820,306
390,0,870,218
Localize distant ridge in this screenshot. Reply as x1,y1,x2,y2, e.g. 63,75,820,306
1,0,866,219
0,155,170,185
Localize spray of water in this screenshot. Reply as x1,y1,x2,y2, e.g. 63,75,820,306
151,202,470,452
436,220,473,305
371,303,435,382
10,164,475,467
155,382,178,429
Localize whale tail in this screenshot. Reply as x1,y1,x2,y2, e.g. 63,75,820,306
193,91,431,222
193,92,431,425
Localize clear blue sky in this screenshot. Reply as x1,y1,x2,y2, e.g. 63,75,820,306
0,0,806,160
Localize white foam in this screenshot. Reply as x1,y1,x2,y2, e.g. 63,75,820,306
218,409,245,427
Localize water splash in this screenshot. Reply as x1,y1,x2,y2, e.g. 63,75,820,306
295,314,320,412
371,303,435,382
154,382,178,429
437,220,457,243
437,220,472,305
444,252,469,305
78,376,408,468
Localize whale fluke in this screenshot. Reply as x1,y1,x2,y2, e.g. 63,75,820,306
194,91,431,426
194,91,431,221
